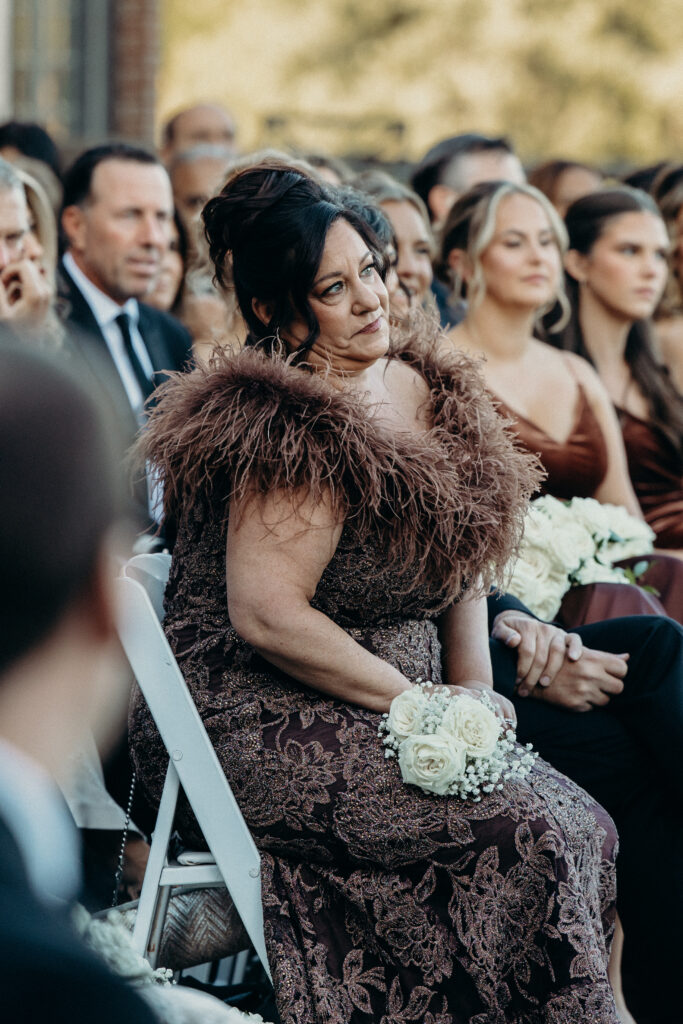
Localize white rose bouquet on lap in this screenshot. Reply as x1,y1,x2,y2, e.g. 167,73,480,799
380,681,537,801
506,495,656,620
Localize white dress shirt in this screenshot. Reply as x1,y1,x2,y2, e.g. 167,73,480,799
63,252,154,419
0,738,81,906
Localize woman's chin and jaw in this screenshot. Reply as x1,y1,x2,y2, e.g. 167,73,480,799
290,315,391,376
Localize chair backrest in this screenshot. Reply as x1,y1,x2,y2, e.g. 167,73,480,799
116,554,271,980
125,552,171,620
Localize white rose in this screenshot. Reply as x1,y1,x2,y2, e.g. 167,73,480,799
567,497,614,544
398,732,466,795
438,695,500,758
572,558,629,586
386,688,428,740
531,494,571,523
507,547,569,620
548,519,596,573
522,504,558,550
601,503,655,561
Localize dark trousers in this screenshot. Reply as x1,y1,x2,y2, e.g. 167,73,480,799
490,615,683,1023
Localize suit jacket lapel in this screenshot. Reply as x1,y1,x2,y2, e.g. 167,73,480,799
58,265,108,345
137,305,172,383
58,266,140,439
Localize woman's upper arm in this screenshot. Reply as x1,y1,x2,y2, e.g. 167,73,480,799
226,488,344,636
566,354,642,516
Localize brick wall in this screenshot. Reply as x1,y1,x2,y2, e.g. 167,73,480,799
110,0,160,146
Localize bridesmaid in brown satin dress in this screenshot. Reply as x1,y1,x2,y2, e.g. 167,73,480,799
556,186,683,555
439,180,683,625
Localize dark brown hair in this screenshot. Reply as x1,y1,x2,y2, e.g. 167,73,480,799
202,162,383,357
556,186,683,452
527,159,602,208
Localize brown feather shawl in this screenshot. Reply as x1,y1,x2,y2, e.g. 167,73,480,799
134,324,541,604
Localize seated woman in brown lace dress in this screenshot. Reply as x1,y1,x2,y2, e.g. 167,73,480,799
129,163,622,1024
440,180,683,626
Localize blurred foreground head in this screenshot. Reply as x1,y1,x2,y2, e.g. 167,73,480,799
0,337,127,767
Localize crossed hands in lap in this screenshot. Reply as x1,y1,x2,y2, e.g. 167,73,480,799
0,258,52,327
492,611,629,712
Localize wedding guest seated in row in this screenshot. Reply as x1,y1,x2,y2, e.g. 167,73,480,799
411,131,526,231
488,587,683,1023
528,158,604,217
301,151,352,186
411,132,526,326
169,143,235,242
353,168,435,308
145,209,188,317
0,118,63,212
0,158,52,338
555,186,683,555
58,143,193,541
620,161,668,194
130,159,625,1023
440,180,683,624
160,101,238,164
650,163,683,391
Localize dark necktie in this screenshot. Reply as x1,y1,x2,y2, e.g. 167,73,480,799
115,312,153,402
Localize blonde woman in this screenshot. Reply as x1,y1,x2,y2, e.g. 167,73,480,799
440,179,682,623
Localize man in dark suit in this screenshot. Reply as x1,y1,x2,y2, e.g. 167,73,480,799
0,341,157,1022
58,143,192,538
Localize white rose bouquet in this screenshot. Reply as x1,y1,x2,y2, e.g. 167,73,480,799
379,681,537,801
506,495,656,620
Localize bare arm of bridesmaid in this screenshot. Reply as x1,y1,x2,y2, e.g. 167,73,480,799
562,352,642,516
226,487,412,712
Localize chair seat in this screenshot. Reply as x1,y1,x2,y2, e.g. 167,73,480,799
176,850,217,866
160,862,223,887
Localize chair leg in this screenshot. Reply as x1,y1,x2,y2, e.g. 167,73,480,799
145,885,172,968
132,762,180,956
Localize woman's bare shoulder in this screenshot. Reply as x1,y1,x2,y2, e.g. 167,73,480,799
385,353,431,394
555,347,603,387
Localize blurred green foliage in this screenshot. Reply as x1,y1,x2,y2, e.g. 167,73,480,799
160,0,683,166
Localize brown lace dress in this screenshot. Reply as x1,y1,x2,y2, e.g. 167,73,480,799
130,342,619,1024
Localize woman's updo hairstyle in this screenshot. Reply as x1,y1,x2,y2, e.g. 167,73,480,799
202,161,382,356
438,180,568,324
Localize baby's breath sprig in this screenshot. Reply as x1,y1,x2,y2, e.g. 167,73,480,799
379,679,538,801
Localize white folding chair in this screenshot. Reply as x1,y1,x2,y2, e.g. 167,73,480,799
116,553,272,981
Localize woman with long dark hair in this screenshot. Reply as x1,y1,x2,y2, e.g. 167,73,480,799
558,186,683,553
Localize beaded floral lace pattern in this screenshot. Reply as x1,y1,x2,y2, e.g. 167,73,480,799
130,497,618,1024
